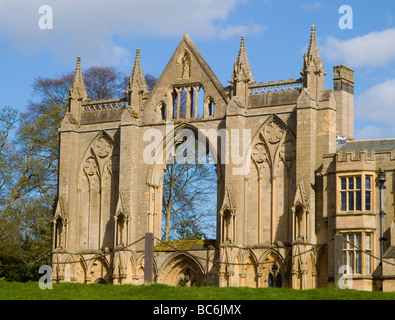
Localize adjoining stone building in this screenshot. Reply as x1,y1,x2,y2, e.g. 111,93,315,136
51,26,395,291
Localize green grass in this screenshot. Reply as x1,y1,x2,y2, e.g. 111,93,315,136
0,282,394,300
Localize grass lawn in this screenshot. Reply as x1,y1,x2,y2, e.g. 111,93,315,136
0,282,394,300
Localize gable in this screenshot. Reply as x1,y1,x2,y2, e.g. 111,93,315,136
142,34,228,123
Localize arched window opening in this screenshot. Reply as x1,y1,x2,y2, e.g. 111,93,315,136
172,90,178,119
268,264,282,288
208,99,214,117
160,103,167,121
179,89,187,119
295,206,305,240
162,129,217,242
54,217,63,249
189,89,195,118
116,213,125,245
197,87,204,118
222,209,233,243
171,86,205,120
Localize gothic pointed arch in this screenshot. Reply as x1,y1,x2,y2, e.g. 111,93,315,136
292,180,310,241
158,252,206,287
114,192,129,246
77,130,120,251
241,249,258,288
88,254,111,284
146,123,222,187
221,248,243,287
247,114,297,245
53,195,68,249
219,187,236,244
79,131,119,179
63,254,87,283
250,114,296,176
145,122,221,239
258,249,285,288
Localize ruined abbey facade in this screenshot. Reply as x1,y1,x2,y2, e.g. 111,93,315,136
52,26,395,291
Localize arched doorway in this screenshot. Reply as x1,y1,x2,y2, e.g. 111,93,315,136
259,250,285,288
158,253,205,287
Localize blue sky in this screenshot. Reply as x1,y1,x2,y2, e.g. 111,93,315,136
1,0,395,140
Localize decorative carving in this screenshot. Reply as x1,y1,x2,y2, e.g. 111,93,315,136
265,120,284,144
95,136,112,158
84,157,98,176
181,52,190,78
249,78,302,95
82,99,127,112
252,142,268,163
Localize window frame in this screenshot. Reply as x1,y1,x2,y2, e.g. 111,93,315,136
338,173,374,213
341,231,373,275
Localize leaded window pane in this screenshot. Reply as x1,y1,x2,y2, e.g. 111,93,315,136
348,192,354,211
365,234,371,249
347,234,354,249
365,176,371,190
356,251,362,274
365,251,371,274
356,176,361,189
348,251,354,271
356,191,361,211
365,191,371,211
348,177,354,190
356,234,361,249
341,192,347,211
341,178,347,190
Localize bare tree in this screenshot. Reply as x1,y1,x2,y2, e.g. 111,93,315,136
162,140,217,241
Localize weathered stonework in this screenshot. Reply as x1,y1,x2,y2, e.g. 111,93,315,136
52,26,395,291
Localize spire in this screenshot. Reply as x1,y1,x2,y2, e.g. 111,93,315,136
307,25,320,62
125,48,148,112
302,25,324,75
68,56,88,101
128,48,147,94
301,25,326,99
231,35,254,83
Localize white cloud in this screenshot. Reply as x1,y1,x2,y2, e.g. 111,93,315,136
354,78,395,139
355,78,395,123
321,28,395,68
0,0,263,66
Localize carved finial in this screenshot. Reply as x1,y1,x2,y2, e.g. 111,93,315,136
68,56,88,101
126,48,147,109
231,35,253,83
301,25,326,97
128,48,147,94
307,25,320,61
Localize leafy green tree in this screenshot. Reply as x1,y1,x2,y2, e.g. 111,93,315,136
0,66,128,281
